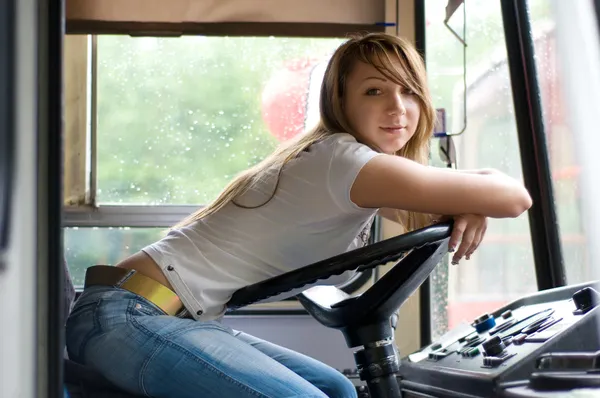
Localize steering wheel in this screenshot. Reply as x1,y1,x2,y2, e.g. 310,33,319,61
228,221,453,398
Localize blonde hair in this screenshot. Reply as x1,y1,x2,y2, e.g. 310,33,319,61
173,32,436,232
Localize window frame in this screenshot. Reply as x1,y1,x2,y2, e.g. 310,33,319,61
64,0,388,37
62,0,403,226
500,0,566,289
63,205,199,228
63,34,357,225
420,0,571,344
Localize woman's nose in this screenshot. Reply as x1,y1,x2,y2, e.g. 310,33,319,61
388,93,407,115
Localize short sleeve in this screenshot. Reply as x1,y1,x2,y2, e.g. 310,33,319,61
326,134,382,213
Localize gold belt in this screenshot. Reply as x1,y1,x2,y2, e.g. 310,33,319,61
84,265,184,316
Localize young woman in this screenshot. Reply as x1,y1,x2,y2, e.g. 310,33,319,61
66,33,532,398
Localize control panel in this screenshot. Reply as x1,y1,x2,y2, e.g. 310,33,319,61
399,281,600,397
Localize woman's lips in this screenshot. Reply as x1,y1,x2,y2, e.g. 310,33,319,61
381,126,406,133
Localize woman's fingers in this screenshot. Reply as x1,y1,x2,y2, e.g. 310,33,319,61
448,216,466,254
465,224,486,260
449,215,487,264
452,223,476,264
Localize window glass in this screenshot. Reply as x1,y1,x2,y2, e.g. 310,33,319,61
425,0,538,340
527,0,590,284
64,227,165,287
96,36,344,205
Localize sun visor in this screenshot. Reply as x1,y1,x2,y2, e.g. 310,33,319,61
66,0,387,36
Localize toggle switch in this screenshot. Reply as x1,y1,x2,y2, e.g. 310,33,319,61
572,287,600,315
482,336,506,357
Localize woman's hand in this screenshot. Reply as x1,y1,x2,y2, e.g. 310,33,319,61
436,214,488,264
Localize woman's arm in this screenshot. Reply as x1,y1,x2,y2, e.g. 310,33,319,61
352,155,532,218
438,167,498,175
376,169,496,225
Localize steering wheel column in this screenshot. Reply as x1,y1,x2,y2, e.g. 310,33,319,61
298,241,449,397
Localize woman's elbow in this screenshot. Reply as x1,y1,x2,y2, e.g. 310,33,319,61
506,188,533,218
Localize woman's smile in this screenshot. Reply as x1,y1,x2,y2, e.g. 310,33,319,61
380,126,407,134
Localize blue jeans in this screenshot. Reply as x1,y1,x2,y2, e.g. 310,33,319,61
65,286,357,398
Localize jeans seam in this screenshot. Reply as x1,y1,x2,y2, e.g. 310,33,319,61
138,338,164,398
128,315,274,398
68,299,104,364
163,321,230,340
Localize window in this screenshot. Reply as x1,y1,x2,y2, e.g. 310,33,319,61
63,35,345,275
96,36,344,206
64,227,164,286
95,36,344,206
528,0,590,284
425,0,538,340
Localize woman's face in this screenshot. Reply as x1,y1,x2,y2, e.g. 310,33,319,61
343,61,421,154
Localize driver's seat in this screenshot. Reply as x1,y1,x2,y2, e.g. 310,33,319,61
64,222,452,398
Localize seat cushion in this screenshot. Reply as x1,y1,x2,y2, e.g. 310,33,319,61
64,359,143,398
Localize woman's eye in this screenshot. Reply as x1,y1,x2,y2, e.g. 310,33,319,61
365,88,381,96
403,89,416,95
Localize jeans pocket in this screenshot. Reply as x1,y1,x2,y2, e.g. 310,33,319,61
130,297,166,317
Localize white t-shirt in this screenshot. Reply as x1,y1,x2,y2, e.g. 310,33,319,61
142,133,382,320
